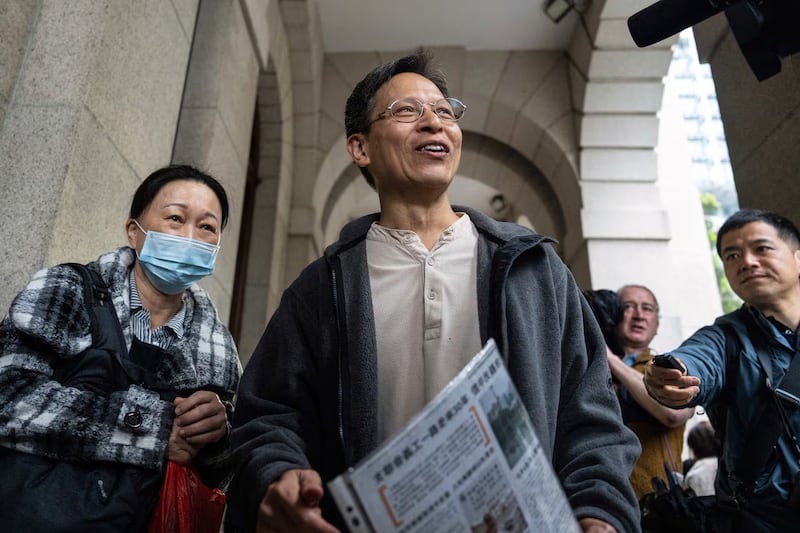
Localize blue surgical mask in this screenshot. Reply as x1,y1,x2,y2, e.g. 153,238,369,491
134,221,220,294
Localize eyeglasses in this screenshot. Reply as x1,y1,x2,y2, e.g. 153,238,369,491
369,97,466,126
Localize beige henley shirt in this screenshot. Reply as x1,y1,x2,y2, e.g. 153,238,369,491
366,213,482,443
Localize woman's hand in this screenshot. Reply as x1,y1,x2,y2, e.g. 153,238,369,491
173,390,229,446
166,421,201,464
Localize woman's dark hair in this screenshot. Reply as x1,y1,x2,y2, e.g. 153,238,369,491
716,208,800,255
344,48,449,188
583,289,626,357
129,164,229,229
687,421,721,459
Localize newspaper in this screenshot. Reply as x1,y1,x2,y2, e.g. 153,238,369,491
328,339,580,533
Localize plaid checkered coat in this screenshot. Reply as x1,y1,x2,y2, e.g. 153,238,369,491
0,247,240,480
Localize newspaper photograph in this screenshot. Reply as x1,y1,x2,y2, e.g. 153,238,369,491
328,339,580,533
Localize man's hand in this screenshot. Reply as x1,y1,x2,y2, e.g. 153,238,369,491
607,349,695,427
643,356,701,407
257,469,340,533
174,390,228,445
579,517,616,532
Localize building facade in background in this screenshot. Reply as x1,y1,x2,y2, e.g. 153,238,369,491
3,1,795,364
669,30,738,216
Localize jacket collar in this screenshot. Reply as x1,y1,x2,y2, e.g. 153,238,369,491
324,205,555,260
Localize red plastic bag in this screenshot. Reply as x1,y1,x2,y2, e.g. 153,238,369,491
148,461,226,533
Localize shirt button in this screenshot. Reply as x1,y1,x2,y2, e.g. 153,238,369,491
427,257,435,266
427,290,436,300
124,411,143,428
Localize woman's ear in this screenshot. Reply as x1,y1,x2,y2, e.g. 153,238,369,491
346,133,369,167
126,219,140,249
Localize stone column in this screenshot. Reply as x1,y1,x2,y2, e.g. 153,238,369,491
173,0,261,324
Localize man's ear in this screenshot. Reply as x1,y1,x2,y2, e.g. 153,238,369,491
346,133,370,167
795,249,800,278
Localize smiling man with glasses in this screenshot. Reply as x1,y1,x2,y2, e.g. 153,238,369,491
229,49,641,533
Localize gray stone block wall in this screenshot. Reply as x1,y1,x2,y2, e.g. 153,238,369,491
0,0,39,129
0,0,199,313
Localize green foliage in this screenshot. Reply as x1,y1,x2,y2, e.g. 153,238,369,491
700,192,721,216
702,192,742,313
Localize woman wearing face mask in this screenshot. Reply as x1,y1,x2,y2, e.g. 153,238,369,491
0,164,241,531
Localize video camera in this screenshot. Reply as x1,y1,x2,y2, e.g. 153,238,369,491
627,0,800,81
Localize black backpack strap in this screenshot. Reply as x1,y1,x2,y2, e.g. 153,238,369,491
718,321,784,496
719,322,740,408
767,325,800,401
743,319,800,464
62,262,128,364
776,365,800,404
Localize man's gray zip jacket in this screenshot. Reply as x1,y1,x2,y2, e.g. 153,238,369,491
229,207,641,532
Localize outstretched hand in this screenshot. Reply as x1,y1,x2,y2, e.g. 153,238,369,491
257,469,341,533
643,356,701,407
